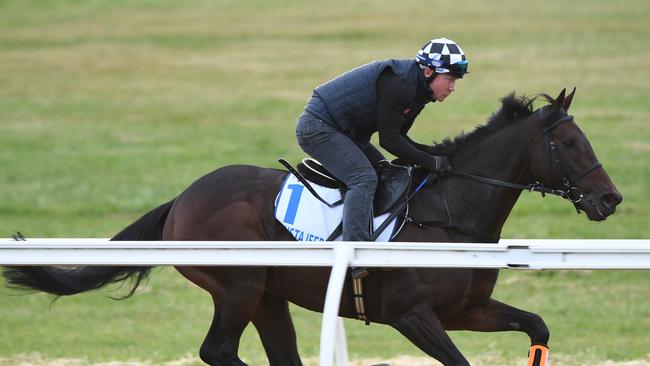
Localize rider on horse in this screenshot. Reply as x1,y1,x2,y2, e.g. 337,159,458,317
295,38,469,278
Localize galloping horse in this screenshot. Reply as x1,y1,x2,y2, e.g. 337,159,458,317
4,89,622,366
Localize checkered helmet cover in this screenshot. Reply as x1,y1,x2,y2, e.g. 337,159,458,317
415,38,468,75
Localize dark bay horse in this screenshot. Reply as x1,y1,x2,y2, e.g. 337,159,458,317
4,89,622,366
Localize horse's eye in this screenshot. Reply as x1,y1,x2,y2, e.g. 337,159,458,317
561,138,576,147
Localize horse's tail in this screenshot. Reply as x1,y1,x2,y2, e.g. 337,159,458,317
2,200,174,298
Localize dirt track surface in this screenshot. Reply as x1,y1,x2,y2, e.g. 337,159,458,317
2,354,650,366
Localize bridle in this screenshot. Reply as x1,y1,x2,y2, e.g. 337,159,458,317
400,106,604,243
541,114,602,203
447,109,602,204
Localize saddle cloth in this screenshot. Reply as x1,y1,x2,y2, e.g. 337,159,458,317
274,173,401,242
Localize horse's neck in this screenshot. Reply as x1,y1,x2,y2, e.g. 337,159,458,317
444,123,539,239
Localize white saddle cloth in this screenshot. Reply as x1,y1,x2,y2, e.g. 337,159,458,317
274,174,398,242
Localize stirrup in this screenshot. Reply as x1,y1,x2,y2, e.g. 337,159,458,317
351,267,369,280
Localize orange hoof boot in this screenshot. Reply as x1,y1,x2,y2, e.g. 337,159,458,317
527,344,549,366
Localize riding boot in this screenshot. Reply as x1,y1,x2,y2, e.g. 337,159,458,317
349,214,374,280
351,267,370,279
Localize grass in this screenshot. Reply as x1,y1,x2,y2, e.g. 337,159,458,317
1,0,649,364
2,269,649,364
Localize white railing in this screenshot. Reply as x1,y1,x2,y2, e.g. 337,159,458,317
2,239,650,366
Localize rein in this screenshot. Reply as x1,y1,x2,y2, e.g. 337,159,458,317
447,170,569,198
447,114,601,204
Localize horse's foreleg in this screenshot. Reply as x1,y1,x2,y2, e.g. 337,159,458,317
390,303,470,366
252,293,303,366
444,298,550,365
445,298,549,345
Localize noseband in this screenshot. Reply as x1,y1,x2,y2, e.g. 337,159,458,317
448,112,601,204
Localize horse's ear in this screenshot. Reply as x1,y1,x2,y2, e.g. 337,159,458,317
552,88,567,110
563,87,576,111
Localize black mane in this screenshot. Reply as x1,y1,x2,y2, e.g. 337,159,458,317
427,93,556,157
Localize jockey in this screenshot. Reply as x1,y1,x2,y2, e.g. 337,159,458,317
295,38,468,278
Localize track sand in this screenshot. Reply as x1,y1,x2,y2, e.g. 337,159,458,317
2,354,650,366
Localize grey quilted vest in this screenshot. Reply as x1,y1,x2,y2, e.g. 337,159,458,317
304,59,424,143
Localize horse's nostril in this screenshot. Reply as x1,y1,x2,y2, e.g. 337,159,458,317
601,192,622,210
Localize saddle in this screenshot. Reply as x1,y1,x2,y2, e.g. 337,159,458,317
296,158,412,216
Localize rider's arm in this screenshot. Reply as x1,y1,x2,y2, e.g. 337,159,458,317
376,69,438,171
361,143,386,166
401,133,435,155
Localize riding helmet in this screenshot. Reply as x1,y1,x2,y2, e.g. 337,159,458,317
416,38,469,78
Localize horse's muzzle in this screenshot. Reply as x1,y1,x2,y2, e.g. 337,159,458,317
580,189,622,221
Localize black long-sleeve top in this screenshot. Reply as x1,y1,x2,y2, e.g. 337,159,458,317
375,68,437,170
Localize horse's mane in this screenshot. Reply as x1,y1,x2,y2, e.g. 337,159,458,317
427,93,556,157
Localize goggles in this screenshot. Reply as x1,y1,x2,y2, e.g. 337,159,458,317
435,60,468,77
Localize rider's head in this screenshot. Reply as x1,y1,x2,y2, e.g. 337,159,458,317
416,38,468,102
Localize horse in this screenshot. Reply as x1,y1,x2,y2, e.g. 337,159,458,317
3,88,622,366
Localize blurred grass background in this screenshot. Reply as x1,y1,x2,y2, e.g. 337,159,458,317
1,0,649,364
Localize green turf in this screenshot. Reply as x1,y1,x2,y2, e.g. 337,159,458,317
1,0,649,364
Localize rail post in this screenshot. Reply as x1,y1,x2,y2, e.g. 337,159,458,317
319,244,355,366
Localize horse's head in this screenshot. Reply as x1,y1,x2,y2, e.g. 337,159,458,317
528,88,622,220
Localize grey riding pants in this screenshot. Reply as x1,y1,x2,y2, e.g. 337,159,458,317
296,112,384,241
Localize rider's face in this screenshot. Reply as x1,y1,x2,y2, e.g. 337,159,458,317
424,68,459,102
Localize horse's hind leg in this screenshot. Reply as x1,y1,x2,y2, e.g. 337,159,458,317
179,267,266,366
252,293,303,366
390,303,470,366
